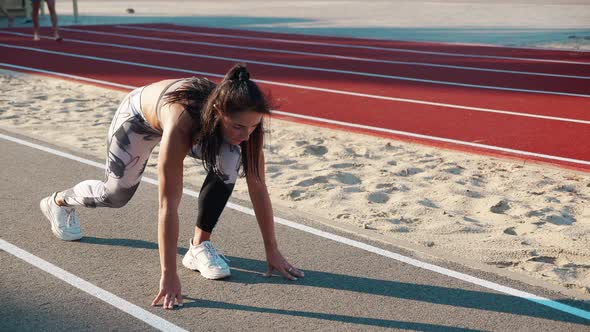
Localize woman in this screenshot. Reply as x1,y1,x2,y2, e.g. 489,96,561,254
40,63,304,310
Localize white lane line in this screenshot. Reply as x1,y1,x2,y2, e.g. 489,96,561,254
59,27,590,81
1,63,589,167
0,63,137,89
0,238,187,332
2,32,590,99
1,132,589,322
271,110,590,166
118,25,590,66
2,44,590,127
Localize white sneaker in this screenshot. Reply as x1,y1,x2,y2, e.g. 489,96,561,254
182,240,230,279
40,193,82,241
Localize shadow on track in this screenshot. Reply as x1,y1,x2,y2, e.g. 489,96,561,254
80,236,590,326
179,296,483,332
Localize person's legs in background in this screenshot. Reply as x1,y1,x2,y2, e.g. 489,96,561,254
0,0,15,27
45,0,61,40
32,0,62,41
31,0,41,40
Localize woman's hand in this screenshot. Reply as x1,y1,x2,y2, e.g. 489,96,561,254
264,248,305,280
151,271,183,309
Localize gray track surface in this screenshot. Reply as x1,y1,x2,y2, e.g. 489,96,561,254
1,130,589,331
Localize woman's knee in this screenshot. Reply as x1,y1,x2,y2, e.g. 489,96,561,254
104,196,131,208
217,143,241,185
102,184,139,208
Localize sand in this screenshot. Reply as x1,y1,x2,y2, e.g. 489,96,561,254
1,1,589,299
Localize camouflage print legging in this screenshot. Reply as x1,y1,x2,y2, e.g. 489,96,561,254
61,87,241,232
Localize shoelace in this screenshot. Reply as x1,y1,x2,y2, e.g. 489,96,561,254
203,243,230,265
64,208,79,228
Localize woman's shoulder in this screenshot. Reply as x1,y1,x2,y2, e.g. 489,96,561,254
140,78,188,129
148,78,187,91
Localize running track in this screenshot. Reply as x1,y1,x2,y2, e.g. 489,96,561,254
1,24,590,171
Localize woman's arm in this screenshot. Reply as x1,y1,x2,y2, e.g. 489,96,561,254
246,149,304,280
151,106,192,309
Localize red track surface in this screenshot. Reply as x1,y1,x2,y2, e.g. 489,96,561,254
1,24,589,171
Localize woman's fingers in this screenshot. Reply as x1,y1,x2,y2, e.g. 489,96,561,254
164,294,173,310
267,263,303,281
152,291,182,309
151,290,164,306
278,265,297,280
176,293,184,308
153,273,182,309
263,262,274,277
287,265,305,279
265,252,304,280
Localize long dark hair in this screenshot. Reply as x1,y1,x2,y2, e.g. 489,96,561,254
167,64,271,180
162,76,216,126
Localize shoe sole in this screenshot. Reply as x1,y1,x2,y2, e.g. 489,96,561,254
40,197,82,241
182,254,230,280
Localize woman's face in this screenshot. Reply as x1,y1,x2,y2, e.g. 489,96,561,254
219,110,263,145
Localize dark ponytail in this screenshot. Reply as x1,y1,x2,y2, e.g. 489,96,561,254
199,63,271,180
